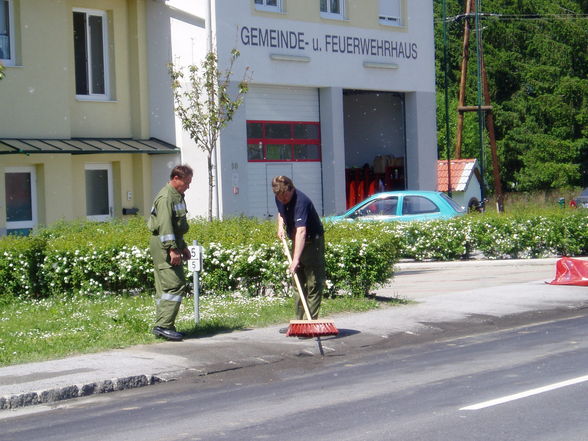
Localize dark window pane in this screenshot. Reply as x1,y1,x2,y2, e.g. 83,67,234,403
267,0,277,5
402,196,439,215
330,0,340,14
294,124,319,139
361,198,398,216
266,144,291,160
5,172,32,222
247,143,263,160
73,12,88,95
89,15,105,94
247,122,263,139
0,0,11,59
254,0,263,4
7,228,31,236
86,169,109,215
320,0,327,12
293,144,320,160
376,198,398,215
265,123,291,139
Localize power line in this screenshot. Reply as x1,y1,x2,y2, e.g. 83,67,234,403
437,12,588,23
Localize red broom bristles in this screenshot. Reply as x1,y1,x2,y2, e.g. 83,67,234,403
280,237,339,339
286,320,339,337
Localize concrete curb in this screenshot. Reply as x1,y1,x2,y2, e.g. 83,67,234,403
0,353,290,410
0,374,162,410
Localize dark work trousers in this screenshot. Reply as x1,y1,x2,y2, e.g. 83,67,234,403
150,236,188,330
294,235,326,320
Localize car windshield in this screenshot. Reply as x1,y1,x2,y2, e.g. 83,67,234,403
439,193,466,213
581,188,588,197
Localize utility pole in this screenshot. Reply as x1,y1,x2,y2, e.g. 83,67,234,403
442,0,452,197
455,0,504,212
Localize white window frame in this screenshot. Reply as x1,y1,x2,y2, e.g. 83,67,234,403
5,166,38,231
73,8,110,101
85,163,113,222
379,0,402,26
0,0,15,65
254,0,282,13
320,0,345,20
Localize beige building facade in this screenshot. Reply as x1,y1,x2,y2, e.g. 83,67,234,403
1,0,438,232
0,0,177,235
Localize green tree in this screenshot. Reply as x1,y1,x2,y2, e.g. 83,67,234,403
435,0,588,192
0,64,5,80
168,49,251,220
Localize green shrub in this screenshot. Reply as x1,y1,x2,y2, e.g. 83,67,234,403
391,217,475,261
0,235,45,298
2,209,586,299
200,241,287,297
323,222,401,296
39,218,152,296
0,217,400,299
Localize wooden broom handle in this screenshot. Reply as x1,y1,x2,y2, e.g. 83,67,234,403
281,237,313,321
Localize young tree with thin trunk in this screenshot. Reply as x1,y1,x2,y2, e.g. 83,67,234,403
168,49,250,220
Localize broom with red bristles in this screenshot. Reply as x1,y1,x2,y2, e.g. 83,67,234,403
281,237,339,338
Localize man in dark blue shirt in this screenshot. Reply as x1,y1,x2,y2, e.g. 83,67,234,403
272,175,325,322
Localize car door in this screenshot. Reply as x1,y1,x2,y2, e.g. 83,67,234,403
399,195,443,222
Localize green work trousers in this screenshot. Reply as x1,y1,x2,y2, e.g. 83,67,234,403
150,236,188,329
294,235,326,320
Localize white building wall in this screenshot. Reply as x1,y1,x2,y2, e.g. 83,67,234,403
319,87,346,215
147,1,213,217
147,0,438,219
213,0,436,216
452,176,482,209
214,2,435,93
405,91,437,190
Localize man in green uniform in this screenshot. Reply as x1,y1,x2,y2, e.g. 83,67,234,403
148,165,193,341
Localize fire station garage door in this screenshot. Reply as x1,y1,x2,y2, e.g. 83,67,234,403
245,85,323,218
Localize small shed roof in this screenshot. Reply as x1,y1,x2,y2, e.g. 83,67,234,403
437,158,478,192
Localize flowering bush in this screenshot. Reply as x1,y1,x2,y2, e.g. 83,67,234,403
0,236,45,298
199,242,288,297
389,217,474,261
0,217,399,299
468,211,588,259
323,222,401,296
2,211,587,300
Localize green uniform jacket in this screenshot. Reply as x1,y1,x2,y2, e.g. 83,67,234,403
148,183,189,252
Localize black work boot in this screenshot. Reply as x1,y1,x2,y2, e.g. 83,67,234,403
152,326,183,341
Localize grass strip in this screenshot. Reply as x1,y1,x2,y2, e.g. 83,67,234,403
0,293,405,367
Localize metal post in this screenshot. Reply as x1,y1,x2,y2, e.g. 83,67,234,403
442,0,452,197
474,0,486,209
192,239,200,324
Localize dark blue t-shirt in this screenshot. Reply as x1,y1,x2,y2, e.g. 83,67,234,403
275,189,324,240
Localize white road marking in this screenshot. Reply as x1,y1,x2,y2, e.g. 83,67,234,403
460,374,588,410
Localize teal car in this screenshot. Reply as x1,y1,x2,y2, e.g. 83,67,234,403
324,191,466,223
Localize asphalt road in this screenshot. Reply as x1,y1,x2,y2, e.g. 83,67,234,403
3,310,588,441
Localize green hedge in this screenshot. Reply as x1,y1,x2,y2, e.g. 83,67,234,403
1,211,586,300
0,217,400,299
390,211,588,260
